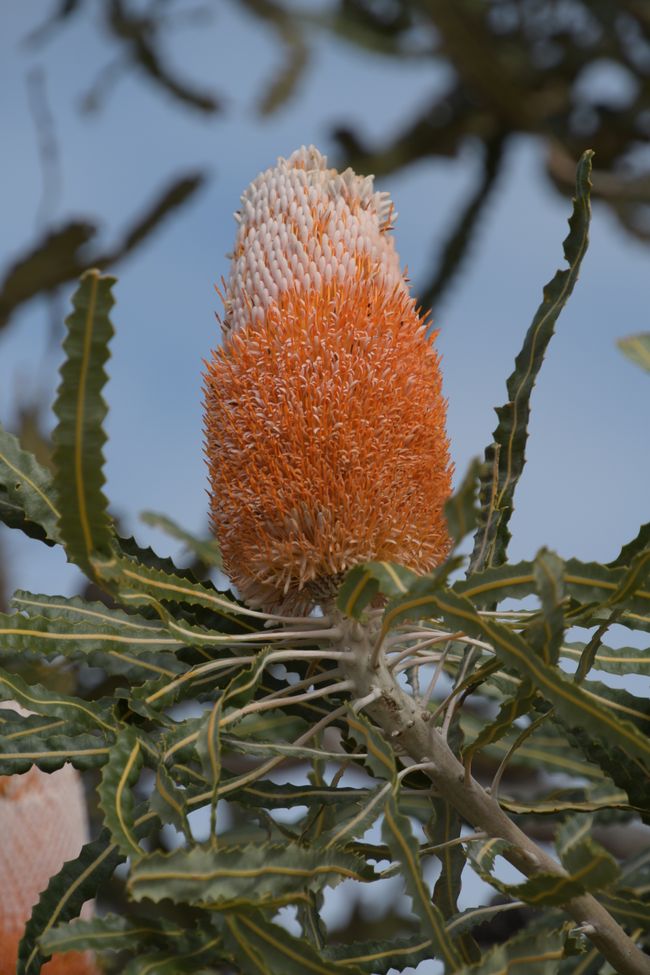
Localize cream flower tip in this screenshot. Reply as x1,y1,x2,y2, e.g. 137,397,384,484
223,145,404,335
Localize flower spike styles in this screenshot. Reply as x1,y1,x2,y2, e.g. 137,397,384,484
203,146,453,613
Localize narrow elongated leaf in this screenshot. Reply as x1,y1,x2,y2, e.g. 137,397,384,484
345,709,396,782
618,332,650,371
140,510,223,567
556,816,619,885
467,836,618,905
382,795,462,971
122,934,224,975
0,422,59,543
445,458,481,546
0,717,110,774
561,641,650,677
52,269,116,576
17,831,123,975
40,914,183,956
98,727,147,857
463,684,535,766
609,522,650,569
337,561,420,619
427,799,481,964
0,664,116,732
471,150,593,571
223,913,364,975
414,584,650,767
527,548,565,665
128,841,375,907
453,923,570,974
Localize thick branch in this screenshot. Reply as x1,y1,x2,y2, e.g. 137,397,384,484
339,617,650,975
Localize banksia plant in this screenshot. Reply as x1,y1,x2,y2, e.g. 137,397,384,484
203,146,452,613
1,151,650,975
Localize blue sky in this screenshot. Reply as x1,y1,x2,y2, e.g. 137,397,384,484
2,3,648,602
1,4,649,962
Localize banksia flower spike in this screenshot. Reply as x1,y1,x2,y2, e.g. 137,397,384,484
0,763,98,974
203,146,452,613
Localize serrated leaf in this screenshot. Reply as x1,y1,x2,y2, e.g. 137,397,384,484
463,684,535,766
445,458,481,546
337,561,419,619
427,799,481,964
415,584,650,767
40,914,183,956
196,696,223,839
17,830,123,975
345,709,396,782
224,912,364,975
618,332,650,371
0,421,60,543
467,836,618,905
128,841,376,907
561,641,650,676
556,816,619,884
471,150,593,571
600,890,650,930
98,727,148,856
454,922,570,974
609,522,650,569
0,711,110,774
52,269,116,576
140,509,223,567
0,605,185,681
527,548,565,665
0,663,116,732
150,763,191,838
121,932,224,975
382,795,462,971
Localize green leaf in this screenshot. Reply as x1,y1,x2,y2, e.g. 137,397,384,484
527,548,565,665
98,727,148,857
121,932,224,975
382,795,462,972
427,799,481,964
462,684,536,767
561,641,650,677
599,891,650,931
223,912,364,975
453,922,570,974
609,522,650,569
618,333,650,372
556,816,619,885
52,269,117,577
0,664,116,732
445,458,481,546
467,836,618,906
416,584,650,768
337,561,420,619
150,763,192,839
0,711,110,774
0,421,59,543
128,841,376,907
196,696,223,839
344,709,396,782
140,510,223,567
39,914,183,956
0,604,185,681
470,150,593,572
17,830,123,975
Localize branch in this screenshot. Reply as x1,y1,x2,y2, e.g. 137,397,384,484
338,615,650,975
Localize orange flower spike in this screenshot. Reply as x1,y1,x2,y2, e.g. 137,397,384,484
203,146,453,613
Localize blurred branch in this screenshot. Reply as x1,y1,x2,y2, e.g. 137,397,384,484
419,132,506,314
26,67,62,228
237,0,309,115
0,172,206,329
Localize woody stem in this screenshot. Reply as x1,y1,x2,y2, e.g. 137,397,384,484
338,616,650,975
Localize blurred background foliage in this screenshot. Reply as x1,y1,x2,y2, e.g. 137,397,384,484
1,0,650,954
